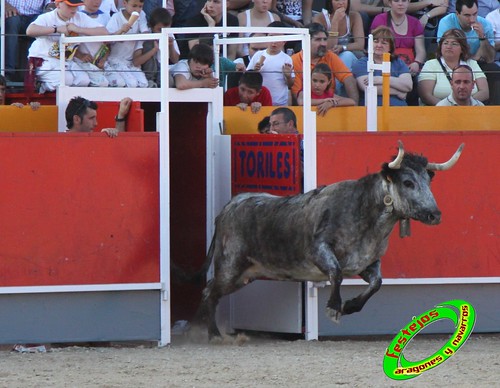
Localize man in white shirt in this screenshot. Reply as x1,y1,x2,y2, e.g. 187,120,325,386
437,65,485,106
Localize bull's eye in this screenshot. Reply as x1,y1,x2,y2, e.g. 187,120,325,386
404,180,415,189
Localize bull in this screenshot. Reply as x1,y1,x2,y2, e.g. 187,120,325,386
195,142,464,339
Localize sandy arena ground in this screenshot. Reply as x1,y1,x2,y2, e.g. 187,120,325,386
0,332,498,387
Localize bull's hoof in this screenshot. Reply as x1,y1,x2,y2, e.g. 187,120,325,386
208,331,222,341
342,299,362,315
325,307,342,324
209,333,250,346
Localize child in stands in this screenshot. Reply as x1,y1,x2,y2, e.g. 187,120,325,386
79,0,118,22
80,0,114,25
297,63,355,116
224,71,273,113
105,0,150,87
246,21,294,106
75,0,114,87
170,43,219,89
26,0,109,93
141,7,180,87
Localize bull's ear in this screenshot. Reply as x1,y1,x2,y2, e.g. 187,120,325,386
381,162,395,182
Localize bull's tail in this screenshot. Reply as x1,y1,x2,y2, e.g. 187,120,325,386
170,233,216,285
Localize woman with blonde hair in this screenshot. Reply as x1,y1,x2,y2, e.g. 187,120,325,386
418,28,489,105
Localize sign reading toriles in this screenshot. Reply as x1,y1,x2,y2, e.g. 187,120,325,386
231,135,302,196
383,300,476,380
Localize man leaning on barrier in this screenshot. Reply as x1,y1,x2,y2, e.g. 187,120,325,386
65,96,133,137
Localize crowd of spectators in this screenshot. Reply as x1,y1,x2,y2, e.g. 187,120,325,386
0,0,498,106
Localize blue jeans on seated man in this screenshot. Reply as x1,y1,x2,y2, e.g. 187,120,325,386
335,50,357,97
5,14,38,81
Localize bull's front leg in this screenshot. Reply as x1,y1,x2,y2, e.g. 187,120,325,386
342,260,382,315
311,241,343,324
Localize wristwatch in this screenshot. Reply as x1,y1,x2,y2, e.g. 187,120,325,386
115,115,126,122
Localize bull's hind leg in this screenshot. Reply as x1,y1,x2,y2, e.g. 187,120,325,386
342,260,382,315
194,279,223,339
195,268,251,340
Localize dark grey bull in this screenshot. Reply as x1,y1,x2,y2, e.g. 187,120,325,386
195,142,464,339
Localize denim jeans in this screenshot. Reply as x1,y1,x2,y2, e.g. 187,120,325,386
4,14,38,79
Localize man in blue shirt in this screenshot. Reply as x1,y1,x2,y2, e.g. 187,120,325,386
446,0,499,18
437,0,495,63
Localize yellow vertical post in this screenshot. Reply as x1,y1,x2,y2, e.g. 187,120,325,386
381,52,391,131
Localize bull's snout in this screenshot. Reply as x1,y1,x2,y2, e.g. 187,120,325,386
426,209,441,225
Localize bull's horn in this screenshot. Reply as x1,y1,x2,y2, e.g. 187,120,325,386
388,141,405,169
427,143,465,171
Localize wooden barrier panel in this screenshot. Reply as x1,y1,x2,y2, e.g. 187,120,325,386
316,132,499,279
0,133,159,287
0,102,144,133
0,106,58,132
225,106,305,135
224,106,500,134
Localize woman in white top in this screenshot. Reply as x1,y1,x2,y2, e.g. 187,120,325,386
238,0,281,56
313,0,364,56
418,28,489,105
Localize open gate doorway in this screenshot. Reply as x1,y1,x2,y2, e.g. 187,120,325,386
169,102,208,322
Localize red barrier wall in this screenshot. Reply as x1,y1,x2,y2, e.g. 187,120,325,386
0,133,159,286
316,132,499,279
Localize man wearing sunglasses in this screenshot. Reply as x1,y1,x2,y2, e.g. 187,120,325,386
65,96,133,137
268,107,299,134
